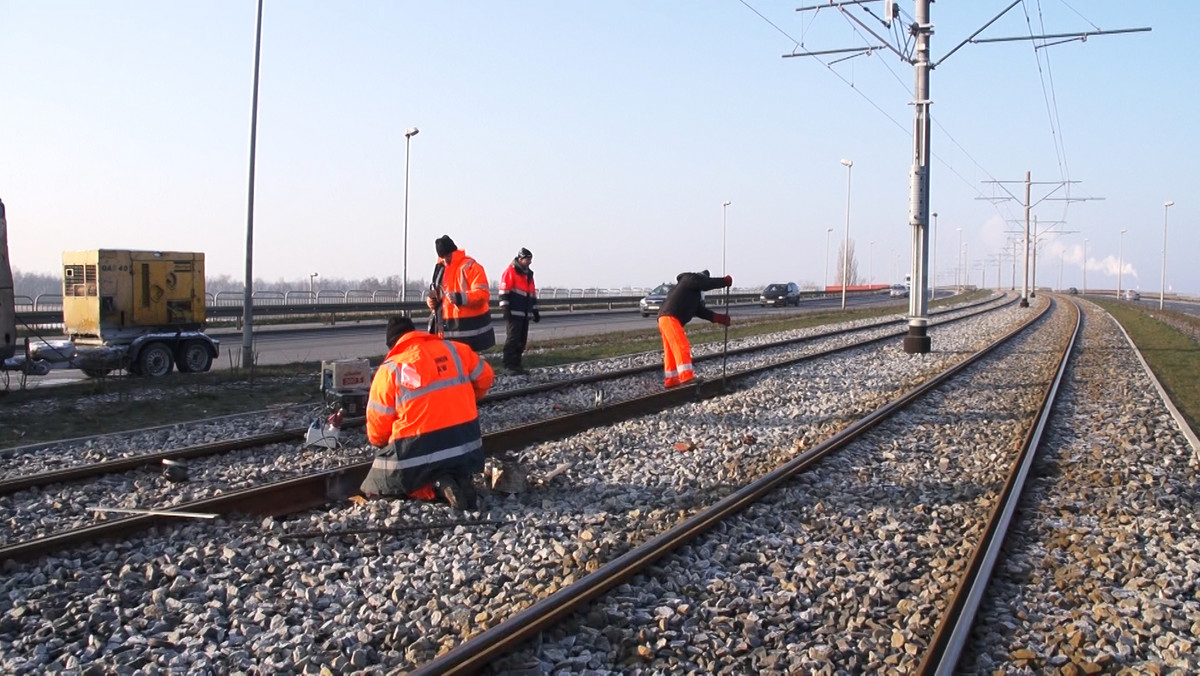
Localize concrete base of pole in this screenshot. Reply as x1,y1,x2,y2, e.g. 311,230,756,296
1019,297,1030,308
902,325,931,354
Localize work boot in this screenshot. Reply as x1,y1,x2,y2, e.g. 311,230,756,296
506,366,528,376
434,475,476,510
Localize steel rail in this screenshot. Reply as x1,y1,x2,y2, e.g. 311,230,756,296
408,300,1056,674
0,296,1017,564
920,298,1082,674
0,295,1009,495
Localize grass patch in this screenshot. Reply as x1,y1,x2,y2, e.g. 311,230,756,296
1091,299,1200,437
0,365,322,448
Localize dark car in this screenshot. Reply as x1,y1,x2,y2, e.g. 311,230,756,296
760,282,800,307
640,283,675,317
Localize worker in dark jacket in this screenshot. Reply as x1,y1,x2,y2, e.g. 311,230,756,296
657,269,732,387
360,316,494,510
498,247,539,375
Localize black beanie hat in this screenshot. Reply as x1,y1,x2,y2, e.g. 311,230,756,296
517,247,532,259
386,316,415,348
700,269,710,277
435,235,458,257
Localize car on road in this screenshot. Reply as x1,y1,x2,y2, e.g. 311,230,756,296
1124,289,1141,301
1067,287,1079,295
760,282,801,307
889,284,909,298
640,283,675,317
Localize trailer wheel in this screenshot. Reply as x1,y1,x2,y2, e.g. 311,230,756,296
137,342,174,377
176,340,213,373
81,368,111,378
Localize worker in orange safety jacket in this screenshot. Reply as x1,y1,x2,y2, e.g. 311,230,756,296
657,269,732,388
360,316,494,509
498,247,540,374
426,235,496,353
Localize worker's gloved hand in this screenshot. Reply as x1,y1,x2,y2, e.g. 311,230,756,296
532,310,540,323
723,275,734,287
713,313,731,326
449,292,467,307
425,290,438,309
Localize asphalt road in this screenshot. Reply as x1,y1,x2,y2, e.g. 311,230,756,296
18,293,904,388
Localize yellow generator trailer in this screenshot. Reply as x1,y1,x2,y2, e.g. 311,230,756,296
31,250,220,377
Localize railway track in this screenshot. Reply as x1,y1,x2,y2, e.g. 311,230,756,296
4,295,1195,673
0,294,1014,560
409,296,1076,674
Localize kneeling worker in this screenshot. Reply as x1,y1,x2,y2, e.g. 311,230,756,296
658,269,732,388
360,316,494,509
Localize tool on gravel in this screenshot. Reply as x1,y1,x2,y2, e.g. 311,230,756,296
93,507,216,519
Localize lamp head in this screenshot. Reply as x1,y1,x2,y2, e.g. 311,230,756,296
1165,200,1175,208
405,127,420,138
722,201,731,207
840,158,853,167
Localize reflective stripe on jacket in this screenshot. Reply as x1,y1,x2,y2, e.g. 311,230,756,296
360,331,494,496
499,259,538,318
435,249,496,352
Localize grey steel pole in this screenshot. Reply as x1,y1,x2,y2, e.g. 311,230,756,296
903,0,933,353
402,127,419,304
840,159,852,311
722,201,731,278
241,0,264,371
1030,216,1038,298
1118,228,1126,298
1161,201,1174,309
1011,239,1017,290
956,228,962,293
824,228,832,291
1020,171,1030,307
1083,238,1088,293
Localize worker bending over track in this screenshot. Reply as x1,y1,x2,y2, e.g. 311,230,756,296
657,269,732,388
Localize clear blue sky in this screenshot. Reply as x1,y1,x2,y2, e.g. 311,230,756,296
2,2,1195,294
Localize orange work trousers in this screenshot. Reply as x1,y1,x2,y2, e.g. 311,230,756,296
658,316,694,388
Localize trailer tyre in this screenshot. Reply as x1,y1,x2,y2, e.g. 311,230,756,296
138,342,174,377
176,340,213,373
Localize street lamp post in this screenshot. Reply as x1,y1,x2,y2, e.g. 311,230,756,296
401,126,420,304
309,272,318,302
824,228,833,291
956,227,963,294
1118,228,1127,298
1161,200,1175,310
1083,238,1088,294
869,240,874,286
722,201,731,278
839,158,853,310
930,212,938,300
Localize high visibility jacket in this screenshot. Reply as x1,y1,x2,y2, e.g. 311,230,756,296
658,271,727,325
434,249,496,352
499,259,538,318
360,331,494,497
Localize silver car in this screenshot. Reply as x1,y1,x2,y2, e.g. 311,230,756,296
640,283,675,317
